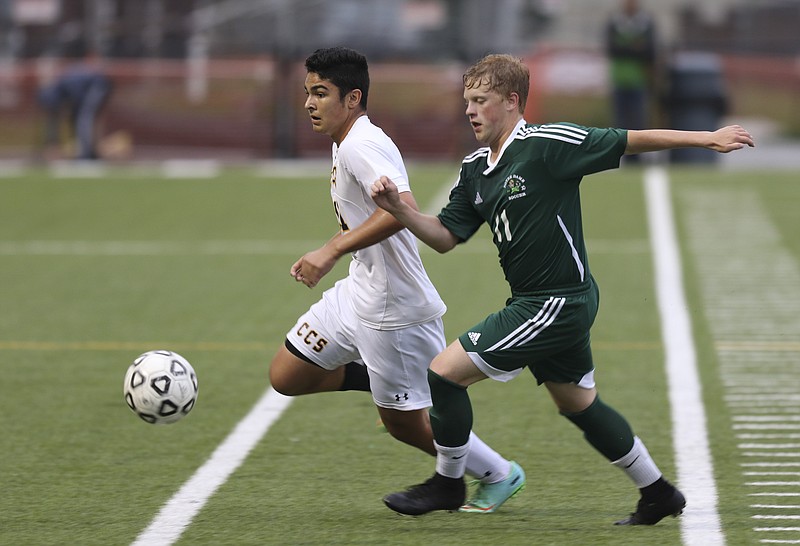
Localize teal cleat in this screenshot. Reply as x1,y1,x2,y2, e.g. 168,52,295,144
459,461,526,513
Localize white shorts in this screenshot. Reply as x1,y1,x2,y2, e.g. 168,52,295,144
285,278,444,410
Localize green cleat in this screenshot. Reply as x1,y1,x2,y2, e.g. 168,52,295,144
459,461,526,513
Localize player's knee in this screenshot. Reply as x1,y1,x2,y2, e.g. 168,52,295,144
268,363,298,396
380,409,435,454
268,352,306,396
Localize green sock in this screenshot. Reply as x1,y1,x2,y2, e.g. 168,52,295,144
562,396,634,461
428,369,472,447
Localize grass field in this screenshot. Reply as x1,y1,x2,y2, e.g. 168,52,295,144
0,161,798,545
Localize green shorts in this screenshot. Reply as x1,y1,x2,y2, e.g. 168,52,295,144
458,277,599,386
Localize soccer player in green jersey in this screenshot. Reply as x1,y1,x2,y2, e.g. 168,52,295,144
371,53,754,524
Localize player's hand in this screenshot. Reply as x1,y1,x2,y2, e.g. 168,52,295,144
371,176,402,213
289,246,337,289
709,125,755,153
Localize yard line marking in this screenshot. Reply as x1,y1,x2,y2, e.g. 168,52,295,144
741,445,800,449
131,387,292,546
0,340,269,351
645,166,722,545
0,238,649,256
736,417,800,422
743,453,800,458
747,492,800,497
682,184,800,544
0,240,327,256
745,464,800,468
740,436,800,440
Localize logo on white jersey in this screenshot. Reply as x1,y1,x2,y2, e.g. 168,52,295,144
474,192,483,205
468,331,481,345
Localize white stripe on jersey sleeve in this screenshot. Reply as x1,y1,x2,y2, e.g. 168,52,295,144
518,124,588,146
463,148,490,164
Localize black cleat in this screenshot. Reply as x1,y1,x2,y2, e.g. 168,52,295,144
615,487,686,526
383,473,466,516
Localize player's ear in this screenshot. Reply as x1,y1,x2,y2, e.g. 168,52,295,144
507,92,520,113
347,89,362,109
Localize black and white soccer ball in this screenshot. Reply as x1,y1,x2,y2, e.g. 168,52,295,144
123,350,198,425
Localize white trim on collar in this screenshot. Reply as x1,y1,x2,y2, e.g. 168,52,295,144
483,119,527,176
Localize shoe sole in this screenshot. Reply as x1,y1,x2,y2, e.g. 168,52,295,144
614,498,686,525
458,482,526,514
384,498,462,516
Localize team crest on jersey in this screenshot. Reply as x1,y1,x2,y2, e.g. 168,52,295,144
504,174,527,201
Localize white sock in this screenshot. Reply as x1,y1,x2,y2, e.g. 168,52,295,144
465,431,511,484
611,436,662,488
434,441,469,479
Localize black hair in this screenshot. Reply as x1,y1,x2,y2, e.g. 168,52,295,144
304,47,369,109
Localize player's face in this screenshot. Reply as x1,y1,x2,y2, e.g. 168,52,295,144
464,84,517,151
304,72,351,144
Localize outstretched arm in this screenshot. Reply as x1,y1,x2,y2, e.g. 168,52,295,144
626,125,754,155
371,176,460,254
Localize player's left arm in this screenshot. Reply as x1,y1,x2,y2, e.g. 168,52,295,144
291,193,416,288
331,191,417,253
626,125,754,155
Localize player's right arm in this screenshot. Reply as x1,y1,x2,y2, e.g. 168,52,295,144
626,125,754,154
371,176,459,254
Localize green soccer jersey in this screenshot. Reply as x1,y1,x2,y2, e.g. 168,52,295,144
438,121,627,294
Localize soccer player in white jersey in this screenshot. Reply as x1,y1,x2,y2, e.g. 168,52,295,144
268,47,525,513
372,53,754,523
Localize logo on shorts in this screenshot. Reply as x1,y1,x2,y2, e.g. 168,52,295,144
474,192,483,205
468,331,481,345
395,393,409,402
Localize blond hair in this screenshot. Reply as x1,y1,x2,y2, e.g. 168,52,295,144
463,54,530,113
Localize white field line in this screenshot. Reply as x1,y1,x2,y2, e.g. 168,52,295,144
131,388,292,546
0,238,650,257
0,240,326,256
645,166,723,545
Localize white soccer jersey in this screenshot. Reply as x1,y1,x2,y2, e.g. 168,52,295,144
330,116,446,330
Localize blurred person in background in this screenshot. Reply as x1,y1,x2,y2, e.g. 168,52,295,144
605,0,657,163
268,46,525,514
37,50,113,161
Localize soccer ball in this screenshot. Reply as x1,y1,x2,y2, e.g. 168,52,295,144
123,350,198,424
